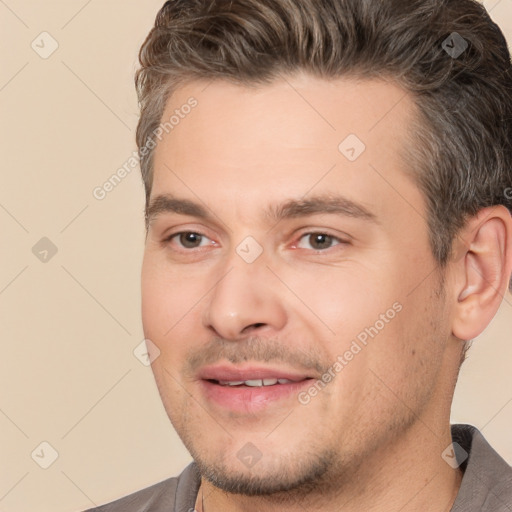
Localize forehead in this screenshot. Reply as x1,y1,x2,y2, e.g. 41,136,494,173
151,74,422,223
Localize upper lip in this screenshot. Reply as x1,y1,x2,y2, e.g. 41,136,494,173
198,364,314,382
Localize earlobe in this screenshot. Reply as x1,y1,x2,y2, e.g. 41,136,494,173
452,206,512,341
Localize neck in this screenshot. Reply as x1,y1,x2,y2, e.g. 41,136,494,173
195,421,463,512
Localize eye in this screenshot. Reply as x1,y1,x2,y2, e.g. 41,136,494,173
296,232,344,251
165,231,215,249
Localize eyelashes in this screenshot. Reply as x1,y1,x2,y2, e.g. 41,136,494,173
164,231,215,249
294,233,345,251
163,231,349,253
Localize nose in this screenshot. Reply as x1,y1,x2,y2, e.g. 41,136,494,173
202,261,288,341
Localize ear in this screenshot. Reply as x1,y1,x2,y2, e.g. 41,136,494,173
451,205,512,341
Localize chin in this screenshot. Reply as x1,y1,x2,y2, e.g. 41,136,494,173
192,447,337,497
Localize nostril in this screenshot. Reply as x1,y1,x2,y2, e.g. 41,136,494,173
242,322,266,333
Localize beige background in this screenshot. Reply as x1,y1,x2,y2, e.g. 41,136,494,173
1,1,511,511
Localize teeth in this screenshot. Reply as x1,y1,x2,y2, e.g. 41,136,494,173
217,378,296,387
244,379,264,386
225,380,244,386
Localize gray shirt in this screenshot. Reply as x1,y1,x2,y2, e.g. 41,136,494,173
85,424,511,511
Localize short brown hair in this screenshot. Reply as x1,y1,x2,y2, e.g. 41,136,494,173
135,0,512,287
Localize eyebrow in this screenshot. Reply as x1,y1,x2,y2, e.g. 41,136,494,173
145,193,378,228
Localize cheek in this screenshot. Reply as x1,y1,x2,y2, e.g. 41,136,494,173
141,256,204,337
359,290,447,414
280,264,397,344
141,267,171,340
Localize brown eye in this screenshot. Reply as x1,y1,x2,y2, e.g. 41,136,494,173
178,232,204,248
309,234,334,250
296,233,343,251
163,231,210,249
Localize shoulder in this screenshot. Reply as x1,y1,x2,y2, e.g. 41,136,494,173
451,424,512,512
82,462,200,512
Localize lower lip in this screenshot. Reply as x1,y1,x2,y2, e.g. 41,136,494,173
200,379,313,414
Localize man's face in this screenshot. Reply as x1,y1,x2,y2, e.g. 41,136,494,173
141,74,454,495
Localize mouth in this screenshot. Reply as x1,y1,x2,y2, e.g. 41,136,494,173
207,377,309,386
197,364,315,413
